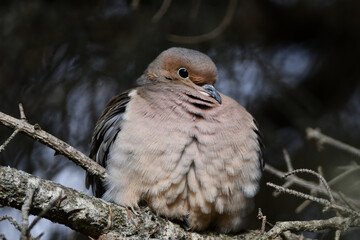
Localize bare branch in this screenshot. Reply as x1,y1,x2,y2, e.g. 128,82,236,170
18,103,27,120
295,167,326,213
27,193,62,234
257,208,267,234
295,200,312,214
0,215,21,231
0,110,106,181
264,164,358,207
328,164,360,186
266,182,360,217
0,165,265,239
266,135,360,238
20,187,35,240
338,191,360,212
306,128,360,158
167,0,237,44
0,128,20,153
283,149,294,172
335,229,341,240
283,169,335,204
152,0,172,23
267,216,360,238
273,180,294,198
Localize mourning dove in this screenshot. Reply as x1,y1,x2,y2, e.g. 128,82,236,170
86,47,263,233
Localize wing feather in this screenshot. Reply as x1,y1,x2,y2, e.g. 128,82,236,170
86,90,131,197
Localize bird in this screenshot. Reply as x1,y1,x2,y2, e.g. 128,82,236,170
86,47,263,233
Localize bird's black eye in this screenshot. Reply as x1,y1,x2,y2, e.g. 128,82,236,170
178,67,189,78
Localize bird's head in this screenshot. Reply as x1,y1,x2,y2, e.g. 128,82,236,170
140,47,222,104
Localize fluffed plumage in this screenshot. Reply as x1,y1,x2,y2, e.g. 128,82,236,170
86,47,263,233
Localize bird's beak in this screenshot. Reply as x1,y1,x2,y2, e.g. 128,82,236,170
202,84,222,104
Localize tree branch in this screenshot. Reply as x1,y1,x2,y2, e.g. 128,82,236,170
0,110,106,181
20,187,35,240
167,0,237,44
0,128,20,153
152,0,172,23
267,216,360,238
0,165,265,239
266,182,360,217
306,127,360,158
264,164,358,207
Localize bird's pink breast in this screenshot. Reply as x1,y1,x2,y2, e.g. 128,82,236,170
104,86,261,231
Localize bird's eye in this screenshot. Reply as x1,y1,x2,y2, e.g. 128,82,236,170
177,67,189,78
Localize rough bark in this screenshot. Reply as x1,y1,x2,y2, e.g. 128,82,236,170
0,111,106,181
267,217,360,238
0,165,265,239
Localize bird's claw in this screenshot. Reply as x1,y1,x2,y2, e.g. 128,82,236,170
130,206,140,216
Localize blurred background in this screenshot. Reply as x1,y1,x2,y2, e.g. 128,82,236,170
1,0,360,239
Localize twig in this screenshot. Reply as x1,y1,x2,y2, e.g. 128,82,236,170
0,110,107,181
0,128,20,153
0,215,21,231
283,169,335,204
33,233,44,240
20,187,36,240
273,180,294,197
267,149,360,213
338,191,360,212
152,0,172,23
328,164,360,186
295,167,326,213
272,150,295,198
267,216,360,238
19,103,27,120
334,230,341,240
283,149,294,171
257,208,266,234
0,214,41,240
317,166,324,178
264,164,358,207
306,128,360,158
0,103,26,154
295,200,312,214
27,193,62,234
266,182,360,217
167,0,237,44
265,165,323,193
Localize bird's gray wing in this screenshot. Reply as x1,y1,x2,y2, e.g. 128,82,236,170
253,119,265,170
86,90,131,197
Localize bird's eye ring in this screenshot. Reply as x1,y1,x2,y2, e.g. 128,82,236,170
178,67,189,78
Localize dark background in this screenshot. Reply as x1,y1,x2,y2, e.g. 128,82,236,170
1,0,360,239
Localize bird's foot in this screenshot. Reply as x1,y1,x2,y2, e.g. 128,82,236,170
181,215,191,231
130,206,140,216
